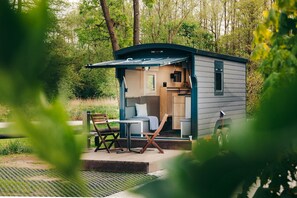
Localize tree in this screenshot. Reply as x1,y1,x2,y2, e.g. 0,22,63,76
99,0,120,52
141,0,198,43
177,21,214,51
133,0,140,45
73,0,132,98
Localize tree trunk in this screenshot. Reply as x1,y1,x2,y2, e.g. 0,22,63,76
18,0,22,12
99,0,120,52
133,0,140,45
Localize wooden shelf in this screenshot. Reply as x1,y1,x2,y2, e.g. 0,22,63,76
166,87,191,91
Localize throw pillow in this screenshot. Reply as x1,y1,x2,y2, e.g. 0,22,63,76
135,103,148,117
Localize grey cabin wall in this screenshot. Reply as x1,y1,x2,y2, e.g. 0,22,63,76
195,55,246,136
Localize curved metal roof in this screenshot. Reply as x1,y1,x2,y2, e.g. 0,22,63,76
115,43,248,64
85,43,248,69
86,57,188,69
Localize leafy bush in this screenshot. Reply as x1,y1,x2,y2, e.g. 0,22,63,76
246,70,264,117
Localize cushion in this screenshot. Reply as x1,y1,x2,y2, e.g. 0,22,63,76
125,106,136,119
135,103,148,117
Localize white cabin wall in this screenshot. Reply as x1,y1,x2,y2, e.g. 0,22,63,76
195,56,246,136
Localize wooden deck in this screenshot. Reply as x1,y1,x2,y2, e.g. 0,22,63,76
81,148,188,173
117,138,192,150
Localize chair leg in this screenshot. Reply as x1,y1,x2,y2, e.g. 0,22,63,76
152,141,164,153
100,136,111,153
140,138,153,154
140,135,164,154
94,140,103,152
114,133,123,150
114,139,123,151
95,133,123,152
108,139,115,149
140,142,148,154
107,133,123,151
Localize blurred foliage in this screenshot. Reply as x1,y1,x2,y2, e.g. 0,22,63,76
0,0,86,195
252,0,297,96
134,0,297,197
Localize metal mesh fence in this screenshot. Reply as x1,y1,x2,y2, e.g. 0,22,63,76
0,167,157,197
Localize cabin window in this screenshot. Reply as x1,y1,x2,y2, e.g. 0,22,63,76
214,60,224,95
144,72,157,95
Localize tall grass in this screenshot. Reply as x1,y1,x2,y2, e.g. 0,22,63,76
0,139,33,155
0,105,11,122
0,98,119,121
65,98,119,120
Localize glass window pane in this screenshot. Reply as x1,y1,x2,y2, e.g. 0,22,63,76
147,74,155,91
215,72,222,91
214,60,224,95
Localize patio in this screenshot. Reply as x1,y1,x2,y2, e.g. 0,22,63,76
81,147,188,173
0,148,187,197
0,166,157,197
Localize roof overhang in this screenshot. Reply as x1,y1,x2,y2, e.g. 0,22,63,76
86,57,188,69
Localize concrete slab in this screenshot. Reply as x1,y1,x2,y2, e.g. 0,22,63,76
81,148,187,173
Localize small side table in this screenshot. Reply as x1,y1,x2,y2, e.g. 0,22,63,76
118,120,143,152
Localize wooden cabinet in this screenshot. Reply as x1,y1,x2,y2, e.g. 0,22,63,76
172,96,185,129
160,87,168,119
160,87,176,118
160,87,191,130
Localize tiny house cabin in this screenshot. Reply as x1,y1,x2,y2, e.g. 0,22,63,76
86,43,247,141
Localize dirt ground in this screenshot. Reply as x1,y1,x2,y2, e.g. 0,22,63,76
0,154,51,169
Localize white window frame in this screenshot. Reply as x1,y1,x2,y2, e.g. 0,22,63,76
144,71,157,95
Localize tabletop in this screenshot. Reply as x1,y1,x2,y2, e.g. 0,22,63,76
117,120,143,124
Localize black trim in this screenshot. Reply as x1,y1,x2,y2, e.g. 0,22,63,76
115,43,197,57
196,49,248,64
191,54,198,140
117,68,126,138
214,60,224,95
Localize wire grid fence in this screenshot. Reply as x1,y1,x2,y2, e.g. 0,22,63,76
0,167,157,197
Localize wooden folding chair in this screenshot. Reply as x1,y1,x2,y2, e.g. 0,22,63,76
90,113,123,153
139,114,168,154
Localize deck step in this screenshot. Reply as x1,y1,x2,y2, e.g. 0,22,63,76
81,149,188,173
